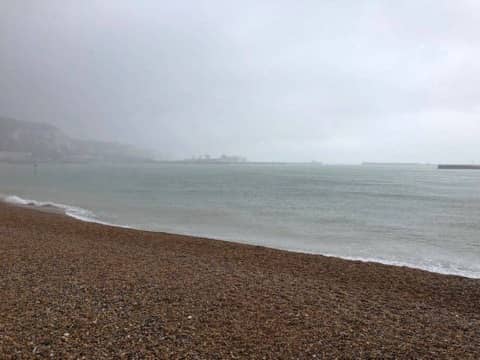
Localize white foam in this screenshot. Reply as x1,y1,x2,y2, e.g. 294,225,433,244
240,242,480,279
319,253,480,279
2,194,104,225
250,240,480,279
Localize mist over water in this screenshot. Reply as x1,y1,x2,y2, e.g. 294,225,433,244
2,162,479,278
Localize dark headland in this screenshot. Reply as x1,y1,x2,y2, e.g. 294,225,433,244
0,117,152,163
0,202,479,358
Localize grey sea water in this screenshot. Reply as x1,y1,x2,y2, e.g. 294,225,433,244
1,162,479,278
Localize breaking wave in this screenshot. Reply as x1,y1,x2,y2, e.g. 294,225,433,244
2,194,102,224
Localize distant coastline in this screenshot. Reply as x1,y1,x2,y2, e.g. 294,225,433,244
438,164,480,170
362,162,432,166
0,117,153,163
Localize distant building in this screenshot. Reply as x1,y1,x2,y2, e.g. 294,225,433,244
183,154,247,164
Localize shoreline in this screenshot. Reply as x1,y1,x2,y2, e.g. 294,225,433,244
2,195,478,279
1,201,479,357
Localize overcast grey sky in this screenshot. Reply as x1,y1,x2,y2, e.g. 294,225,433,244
1,1,479,163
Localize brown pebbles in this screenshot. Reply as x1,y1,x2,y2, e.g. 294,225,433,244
0,203,479,359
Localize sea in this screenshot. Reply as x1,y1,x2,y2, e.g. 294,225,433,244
1,162,479,278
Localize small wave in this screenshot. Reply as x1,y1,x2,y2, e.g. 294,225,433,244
321,253,480,279
1,194,106,225
228,240,480,279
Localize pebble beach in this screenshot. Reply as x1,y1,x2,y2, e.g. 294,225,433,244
1,202,479,358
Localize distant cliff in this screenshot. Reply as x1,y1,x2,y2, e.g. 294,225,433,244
0,117,152,162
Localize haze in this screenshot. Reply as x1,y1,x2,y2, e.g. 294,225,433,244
1,1,479,163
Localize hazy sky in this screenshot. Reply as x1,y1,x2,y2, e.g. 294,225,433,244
1,1,479,163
